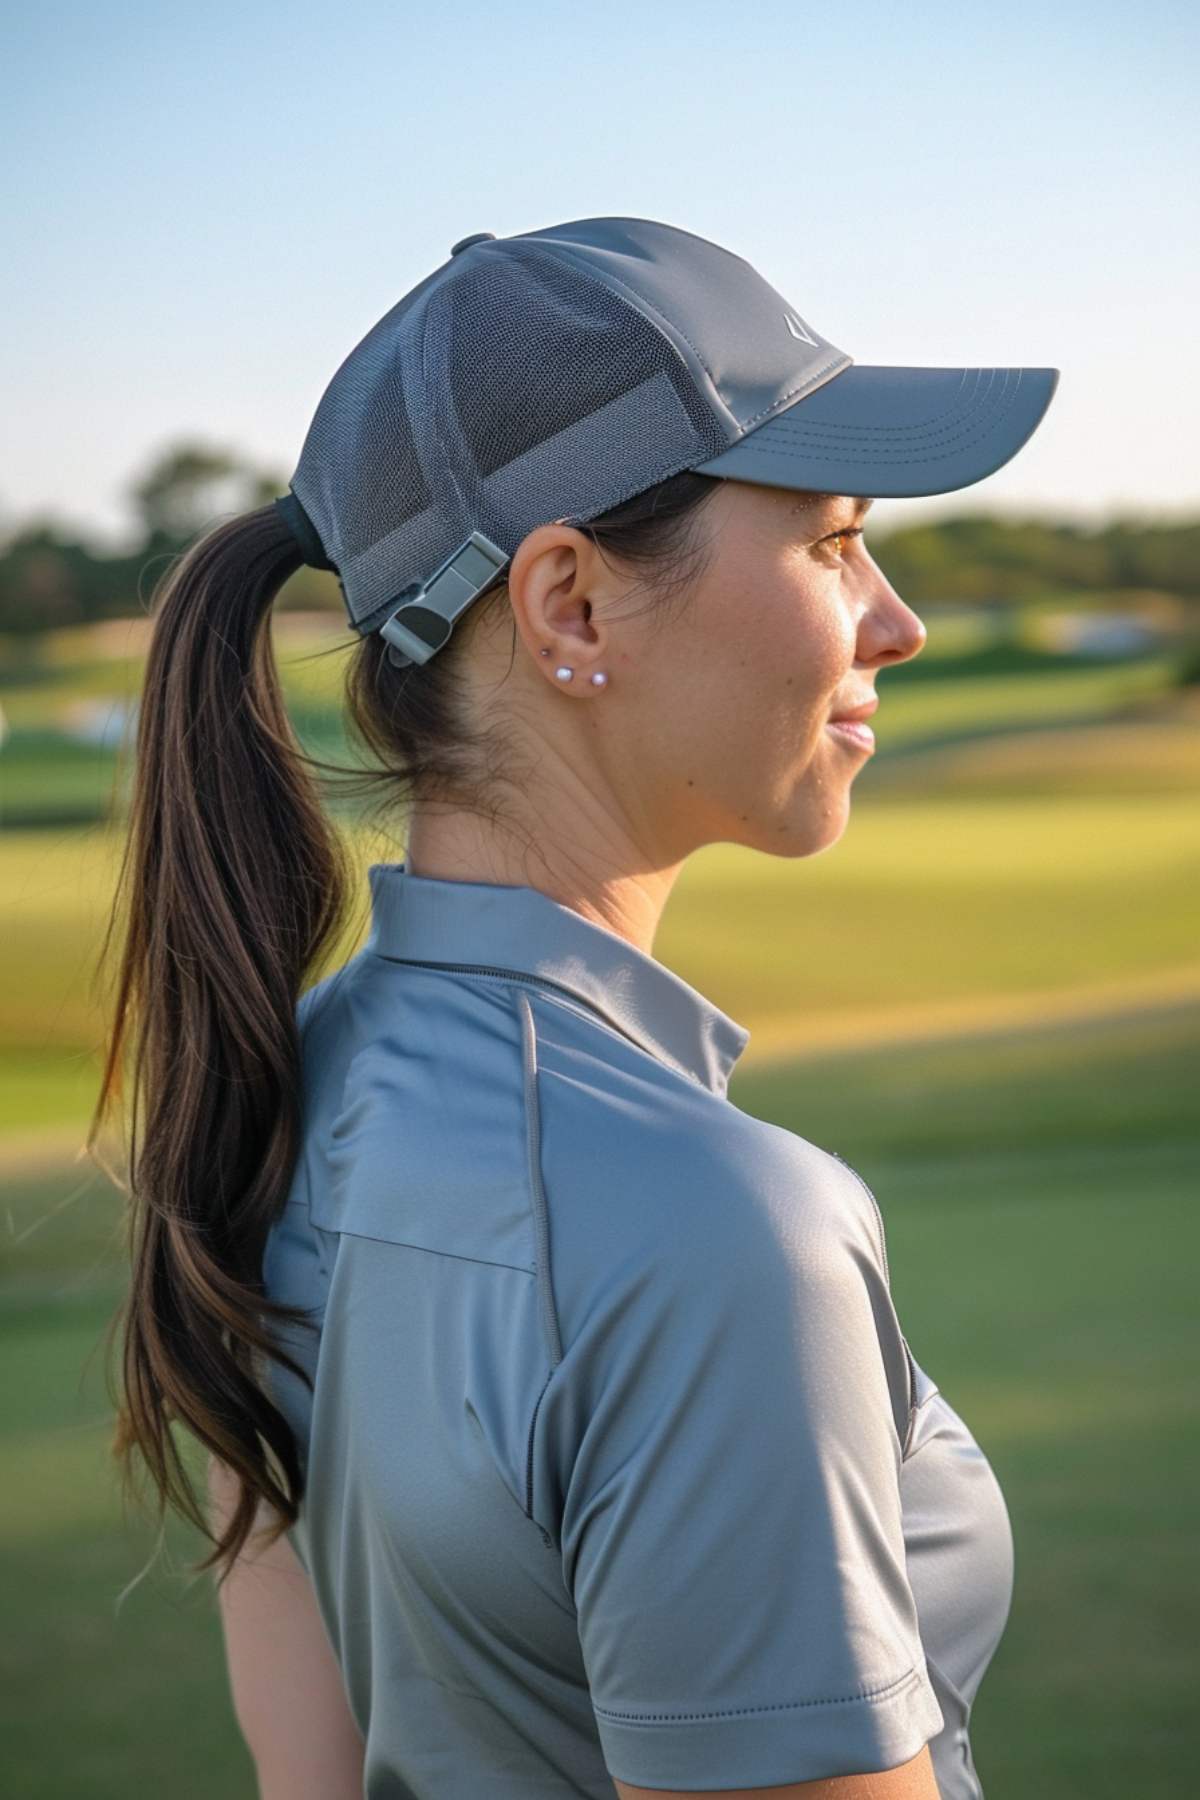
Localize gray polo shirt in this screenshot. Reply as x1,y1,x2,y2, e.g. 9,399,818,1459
261,861,1013,1799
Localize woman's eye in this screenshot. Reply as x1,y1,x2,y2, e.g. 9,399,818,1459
822,526,863,560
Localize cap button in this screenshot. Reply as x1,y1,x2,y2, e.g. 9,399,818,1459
450,232,497,256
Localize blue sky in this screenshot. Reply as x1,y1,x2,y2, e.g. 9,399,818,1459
3,0,1196,551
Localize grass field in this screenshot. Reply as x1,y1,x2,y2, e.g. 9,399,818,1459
2,627,1197,1797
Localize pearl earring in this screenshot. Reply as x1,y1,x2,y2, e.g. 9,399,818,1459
549,659,608,689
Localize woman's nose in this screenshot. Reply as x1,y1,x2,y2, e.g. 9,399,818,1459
859,567,927,667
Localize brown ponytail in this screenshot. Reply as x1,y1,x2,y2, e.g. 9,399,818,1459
89,505,350,1582
91,469,722,1588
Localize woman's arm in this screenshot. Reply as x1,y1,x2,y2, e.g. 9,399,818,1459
207,1456,365,1800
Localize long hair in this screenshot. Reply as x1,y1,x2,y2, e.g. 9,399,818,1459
89,467,723,1586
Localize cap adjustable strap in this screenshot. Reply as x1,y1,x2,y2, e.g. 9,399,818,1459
378,531,510,667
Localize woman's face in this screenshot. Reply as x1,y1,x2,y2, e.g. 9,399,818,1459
606,479,928,863
496,478,928,873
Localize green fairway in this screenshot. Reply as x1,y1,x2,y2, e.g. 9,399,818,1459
4,717,1199,1071
2,635,1197,1796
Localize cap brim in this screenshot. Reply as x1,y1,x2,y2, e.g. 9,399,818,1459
691,364,1060,499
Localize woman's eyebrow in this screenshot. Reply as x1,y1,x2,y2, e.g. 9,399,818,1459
788,494,874,535
806,494,874,523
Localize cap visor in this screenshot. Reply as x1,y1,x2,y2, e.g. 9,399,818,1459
691,364,1060,498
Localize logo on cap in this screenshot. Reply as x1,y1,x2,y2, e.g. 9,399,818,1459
783,312,818,346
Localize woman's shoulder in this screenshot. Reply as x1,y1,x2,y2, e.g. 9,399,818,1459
535,1049,891,1349
286,956,887,1294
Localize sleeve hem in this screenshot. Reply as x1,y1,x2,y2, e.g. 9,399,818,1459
594,1661,946,1791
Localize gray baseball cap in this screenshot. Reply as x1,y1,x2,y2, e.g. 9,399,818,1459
274,215,1059,668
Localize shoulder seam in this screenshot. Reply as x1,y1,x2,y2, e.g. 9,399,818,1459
517,990,565,1548
826,1149,892,1289
517,989,564,1371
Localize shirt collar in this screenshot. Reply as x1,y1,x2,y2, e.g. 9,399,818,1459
364,861,750,1096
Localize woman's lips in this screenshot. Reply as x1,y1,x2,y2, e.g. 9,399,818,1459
825,719,876,751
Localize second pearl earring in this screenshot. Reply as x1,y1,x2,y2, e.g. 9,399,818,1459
555,666,574,682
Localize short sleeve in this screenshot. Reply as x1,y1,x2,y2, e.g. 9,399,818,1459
549,1139,944,1791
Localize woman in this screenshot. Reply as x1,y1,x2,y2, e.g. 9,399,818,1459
93,217,1059,1799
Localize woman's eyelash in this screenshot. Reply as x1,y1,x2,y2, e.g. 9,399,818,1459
820,526,864,552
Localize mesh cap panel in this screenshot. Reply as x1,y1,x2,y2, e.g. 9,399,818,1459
290,241,729,635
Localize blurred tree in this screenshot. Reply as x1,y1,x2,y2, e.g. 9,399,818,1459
0,441,342,634
125,441,337,617
0,523,88,633
129,441,279,542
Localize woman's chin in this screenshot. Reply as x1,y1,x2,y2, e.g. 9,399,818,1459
729,787,852,860
802,805,852,857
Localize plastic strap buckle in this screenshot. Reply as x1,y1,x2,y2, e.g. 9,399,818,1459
378,531,509,667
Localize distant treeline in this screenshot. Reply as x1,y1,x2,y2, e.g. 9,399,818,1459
0,441,1197,635
870,512,1200,606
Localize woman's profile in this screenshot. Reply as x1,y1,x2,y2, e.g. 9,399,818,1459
91,216,1059,1799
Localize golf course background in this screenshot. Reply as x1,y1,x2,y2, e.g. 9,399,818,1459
2,594,1197,1798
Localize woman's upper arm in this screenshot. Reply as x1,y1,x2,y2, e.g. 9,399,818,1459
543,1134,944,1792
612,1742,943,1799
207,1456,364,1800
